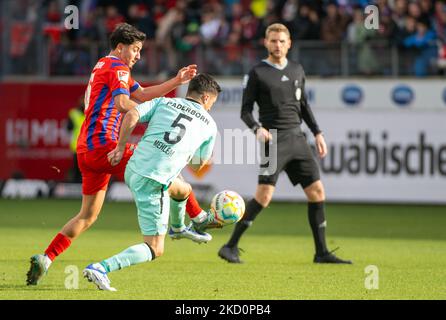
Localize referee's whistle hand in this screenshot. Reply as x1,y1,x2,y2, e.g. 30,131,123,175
315,133,328,158
256,127,272,142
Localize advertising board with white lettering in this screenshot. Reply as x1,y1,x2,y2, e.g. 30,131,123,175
178,79,446,204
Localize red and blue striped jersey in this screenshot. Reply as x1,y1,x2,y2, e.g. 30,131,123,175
77,55,140,153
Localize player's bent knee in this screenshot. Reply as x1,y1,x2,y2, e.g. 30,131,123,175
308,190,325,202
304,181,325,202
169,180,192,200
176,183,191,200
256,194,272,207
255,184,275,207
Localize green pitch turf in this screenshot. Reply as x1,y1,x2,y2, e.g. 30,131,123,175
0,199,445,300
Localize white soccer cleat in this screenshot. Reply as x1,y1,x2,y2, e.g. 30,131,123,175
83,263,117,291
26,254,52,285
168,222,212,243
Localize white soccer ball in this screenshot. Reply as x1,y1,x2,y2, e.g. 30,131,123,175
210,190,245,226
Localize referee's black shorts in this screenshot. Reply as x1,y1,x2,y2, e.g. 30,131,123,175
258,128,320,188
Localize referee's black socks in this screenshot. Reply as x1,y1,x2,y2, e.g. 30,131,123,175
308,201,328,256
226,199,263,248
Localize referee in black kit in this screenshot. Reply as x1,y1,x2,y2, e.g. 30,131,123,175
218,23,352,264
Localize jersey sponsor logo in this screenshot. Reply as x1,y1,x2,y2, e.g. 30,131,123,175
341,85,363,106
391,85,414,106
117,70,129,84
280,75,289,82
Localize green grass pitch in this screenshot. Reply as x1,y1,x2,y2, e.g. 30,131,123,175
0,199,445,300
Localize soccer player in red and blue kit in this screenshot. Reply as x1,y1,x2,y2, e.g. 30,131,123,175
26,23,214,286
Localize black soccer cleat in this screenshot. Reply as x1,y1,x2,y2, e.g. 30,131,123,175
313,248,353,264
218,245,244,264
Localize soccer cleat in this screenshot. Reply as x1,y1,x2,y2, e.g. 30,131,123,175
218,245,244,263
192,211,222,233
313,248,353,264
168,223,212,243
26,254,51,285
83,263,117,291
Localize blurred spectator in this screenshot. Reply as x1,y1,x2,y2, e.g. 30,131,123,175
396,14,418,44
128,4,156,39
170,11,201,75
320,3,350,42
43,0,64,45
376,12,398,44
294,4,321,40
240,8,260,44
104,5,125,36
155,0,186,77
200,7,229,45
222,30,244,74
403,19,437,76
347,6,379,75
393,0,409,30
419,0,435,27
434,0,446,42
408,1,424,23
8,0,39,74
320,2,350,75
127,4,157,75
282,0,298,24
250,0,269,18
66,97,85,183
2,0,446,77
376,0,392,17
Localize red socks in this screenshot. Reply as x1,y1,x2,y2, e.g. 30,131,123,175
186,191,202,218
44,233,72,261
43,194,201,261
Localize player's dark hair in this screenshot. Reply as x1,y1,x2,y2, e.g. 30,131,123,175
186,74,221,96
110,23,146,49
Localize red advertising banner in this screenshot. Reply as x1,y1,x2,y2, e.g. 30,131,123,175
0,81,175,181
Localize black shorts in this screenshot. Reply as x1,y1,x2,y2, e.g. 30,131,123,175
258,128,320,188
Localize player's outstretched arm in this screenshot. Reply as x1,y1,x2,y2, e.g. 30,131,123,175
107,109,140,166
114,93,139,113
131,65,197,102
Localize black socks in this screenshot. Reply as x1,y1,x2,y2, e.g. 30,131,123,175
226,198,263,248
226,199,329,256
308,201,328,256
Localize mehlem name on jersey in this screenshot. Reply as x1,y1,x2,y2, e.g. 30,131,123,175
153,139,175,157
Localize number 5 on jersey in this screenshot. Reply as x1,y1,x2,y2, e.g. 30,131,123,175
164,114,193,145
